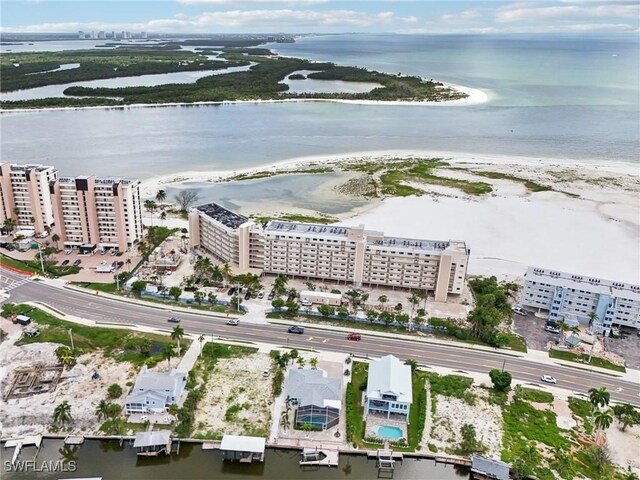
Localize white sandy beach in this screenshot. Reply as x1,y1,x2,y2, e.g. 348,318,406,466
139,149,639,285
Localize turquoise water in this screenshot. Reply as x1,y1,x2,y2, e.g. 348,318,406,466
374,425,404,440
1,34,638,179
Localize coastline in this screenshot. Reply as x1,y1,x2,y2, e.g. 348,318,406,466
0,83,488,113
139,150,639,284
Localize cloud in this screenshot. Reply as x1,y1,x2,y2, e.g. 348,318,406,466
440,9,482,24
496,3,640,22
399,22,637,35
177,0,328,4
1,9,420,32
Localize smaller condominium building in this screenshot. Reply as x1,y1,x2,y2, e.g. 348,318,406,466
521,266,640,334
50,175,143,251
0,162,57,232
189,202,469,301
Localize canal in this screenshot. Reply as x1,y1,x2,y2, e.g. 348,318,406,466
3,439,470,479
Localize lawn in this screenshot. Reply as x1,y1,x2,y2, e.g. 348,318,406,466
549,348,626,372
72,281,119,294
0,253,80,277
10,304,181,367
425,373,475,404
520,388,554,404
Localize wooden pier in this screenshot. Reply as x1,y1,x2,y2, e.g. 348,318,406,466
64,435,85,445
4,435,42,464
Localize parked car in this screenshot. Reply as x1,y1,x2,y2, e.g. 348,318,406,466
262,368,271,377
61,259,70,266
512,306,526,316
227,287,236,295
110,250,117,256
38,232,48,238
288,326,305,334
64,249,72,255
541,375,557,384
300,300,313,307
257,291,264,299
117,261,124,268
168,317,180,323
347,333,361,341
267,291,275,301
4,244,15,251
545,326,561,334
100,249,107,255
244,290,251,300
226,319,239,326
72,259,81,266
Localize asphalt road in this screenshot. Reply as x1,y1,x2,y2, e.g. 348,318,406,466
2,268,639,405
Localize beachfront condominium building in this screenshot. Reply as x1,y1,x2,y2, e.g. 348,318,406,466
50,175,144,251
189,202,469,301
521,266,640,335
0,163,58,233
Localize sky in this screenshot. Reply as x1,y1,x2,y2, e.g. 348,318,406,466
1,0,639,34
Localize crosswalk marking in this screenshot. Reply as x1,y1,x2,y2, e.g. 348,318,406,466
3,278,30,292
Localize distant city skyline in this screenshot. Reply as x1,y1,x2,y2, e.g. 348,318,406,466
1,0,639,34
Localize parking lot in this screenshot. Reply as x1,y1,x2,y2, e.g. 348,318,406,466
513,309,563,352
604,331,640,370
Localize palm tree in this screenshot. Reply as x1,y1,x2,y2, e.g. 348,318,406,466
155,189,167,205
594,409,613,432
404,359,418,374
125,258,132,271
171,325,185,354
559,321,571,346
408,293,420,320
280,410,291,431
587,311,599,332
296,357,306,369
220,262,232,284
95,400,110,421
588,387,610,410
378,294,388,310
3,218,16,235
273,274,288,297
53,401,73,426
198,335,205,357
309,357,318,369
163,344,174,369
51,233,60,248
207,292,217,306
160,211,167,226
143,200,157,226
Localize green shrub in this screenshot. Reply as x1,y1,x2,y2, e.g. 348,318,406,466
107,383,123,399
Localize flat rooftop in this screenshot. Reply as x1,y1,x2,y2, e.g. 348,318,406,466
195,202,248,229
526,267,640,300
367,236,464,253
265,221,350,239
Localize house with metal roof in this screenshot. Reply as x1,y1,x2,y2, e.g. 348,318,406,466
124,366,186,415
285,368,342,430
471,454,510,480
365,355,413,421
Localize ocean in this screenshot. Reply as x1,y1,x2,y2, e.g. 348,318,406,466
1,33,638,178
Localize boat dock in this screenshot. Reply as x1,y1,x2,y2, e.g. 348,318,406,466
4,435,42,464
436,455,472,466
299,447,339,467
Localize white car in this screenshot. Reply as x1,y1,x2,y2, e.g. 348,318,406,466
512,306,526,316
262,368,271,377
226,319,239,326
300,300,313,307
38,232,49,238
64,249,72,255
541,375,557,384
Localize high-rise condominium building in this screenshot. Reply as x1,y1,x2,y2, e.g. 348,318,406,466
0,163,57,233
50,175,143,251
189,202,469,301
521,266,640,334
1,163,144,251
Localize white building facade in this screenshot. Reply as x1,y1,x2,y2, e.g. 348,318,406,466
521,266,640,335
0,163,57,233
365,355,413,420
189,202,469,301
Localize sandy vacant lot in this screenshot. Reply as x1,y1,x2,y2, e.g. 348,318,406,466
428,386,503,458
193,352,273,439
1,334,136,438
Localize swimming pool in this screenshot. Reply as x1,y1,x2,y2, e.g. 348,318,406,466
373,425,404,439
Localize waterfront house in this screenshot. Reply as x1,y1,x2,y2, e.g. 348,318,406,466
124,366,186,415
284,368,342,430
220,435,266,463
133,430,172,456
365,355,412,421
471,454,510,480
